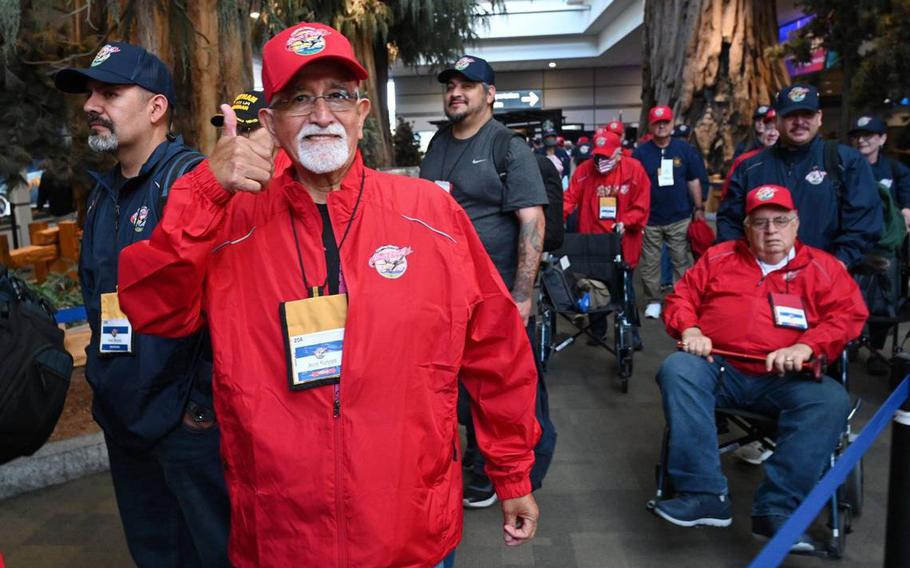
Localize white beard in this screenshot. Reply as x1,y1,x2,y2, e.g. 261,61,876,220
295,124,350,174
88,133,119,153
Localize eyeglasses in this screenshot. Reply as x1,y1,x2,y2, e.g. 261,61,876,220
269,90,360,117
747,215,796,230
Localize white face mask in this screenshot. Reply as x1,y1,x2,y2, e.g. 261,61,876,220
597,157,617,174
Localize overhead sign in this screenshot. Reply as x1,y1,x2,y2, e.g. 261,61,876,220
494,90,542,110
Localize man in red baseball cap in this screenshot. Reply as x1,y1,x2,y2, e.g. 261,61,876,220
118,21,541,568
633,105,705,320
654,184,866,552
564,131,651,345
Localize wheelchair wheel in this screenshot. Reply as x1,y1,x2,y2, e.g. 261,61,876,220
844,459,864,518
537,300,555,370
614,316,633,392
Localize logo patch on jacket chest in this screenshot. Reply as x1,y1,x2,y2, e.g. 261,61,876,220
130,205,150,232
805,168,827,185
368,245,413,279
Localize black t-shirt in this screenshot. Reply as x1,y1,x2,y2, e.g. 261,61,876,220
419,119,547,289
316,203,340,295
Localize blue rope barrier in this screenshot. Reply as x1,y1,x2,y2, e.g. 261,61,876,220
747,375,910,568
55,305,86,324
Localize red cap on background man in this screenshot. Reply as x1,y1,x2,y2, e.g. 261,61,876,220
592,131,622,158
605,120,625,135
261,22,368,103
745,185,796,214
648,105,673,125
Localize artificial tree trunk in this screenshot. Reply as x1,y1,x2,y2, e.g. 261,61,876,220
107,0,254,154
641,0,789,173
350,33,393,167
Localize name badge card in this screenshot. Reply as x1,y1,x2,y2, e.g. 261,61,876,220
769,293,809,330
434,180,452,193
658,158,675,187
100,292,133,354
599,196,617,220
280,294,347,391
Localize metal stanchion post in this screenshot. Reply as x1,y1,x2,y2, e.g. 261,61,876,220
885,354,910,567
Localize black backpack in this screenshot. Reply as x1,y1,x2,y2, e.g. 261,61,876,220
428,124,565,251
0,267,73,465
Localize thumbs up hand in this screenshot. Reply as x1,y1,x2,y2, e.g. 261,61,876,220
210,104,275,193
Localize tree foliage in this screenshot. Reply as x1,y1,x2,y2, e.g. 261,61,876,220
392,116,422,167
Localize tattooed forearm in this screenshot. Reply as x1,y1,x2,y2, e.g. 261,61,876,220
512,208,545,302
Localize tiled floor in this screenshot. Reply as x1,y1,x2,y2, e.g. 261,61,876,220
0,314,893,567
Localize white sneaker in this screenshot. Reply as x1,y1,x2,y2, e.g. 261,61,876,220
734,441,773,465
644,303,662,319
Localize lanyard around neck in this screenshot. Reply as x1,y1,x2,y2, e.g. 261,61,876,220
288,169,366,296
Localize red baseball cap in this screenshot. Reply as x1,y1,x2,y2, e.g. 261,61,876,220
648,105,673,125
592,131,622,157
745,184,796,214
605,120,625,135
762,108,777,123
577,136,590,144
262,22,368,103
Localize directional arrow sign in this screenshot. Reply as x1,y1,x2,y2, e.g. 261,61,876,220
493,90,543,110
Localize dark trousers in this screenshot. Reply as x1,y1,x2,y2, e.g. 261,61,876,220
459,319,557,491
105,410,231,568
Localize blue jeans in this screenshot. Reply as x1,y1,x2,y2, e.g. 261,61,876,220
105,411,231,568
434,550,456,568
656,352,850,517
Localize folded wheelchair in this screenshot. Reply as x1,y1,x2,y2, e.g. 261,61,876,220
536,232,637,393
646,348,864,559
853,238,910,366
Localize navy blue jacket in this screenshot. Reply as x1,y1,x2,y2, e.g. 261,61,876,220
870,155,910,209
80,135,208,450
717,136,882,268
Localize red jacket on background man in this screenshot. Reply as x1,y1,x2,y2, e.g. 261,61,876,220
563,157,651,267
117,151,541,567
663,239,867,375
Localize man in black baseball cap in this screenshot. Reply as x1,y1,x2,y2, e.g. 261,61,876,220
54,42,230,567
719,81,882,273
849,113,910,374
55,41,176,107
734,104,772,159
211,89,267,135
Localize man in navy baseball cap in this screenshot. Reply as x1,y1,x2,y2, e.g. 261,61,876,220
55,41,176,107
438,54,496,86
774,83,820,117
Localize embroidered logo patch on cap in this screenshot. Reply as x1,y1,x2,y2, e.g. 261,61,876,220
788,86,809,102
655,108,665,117
454,57,475,71
286,26,329,56
91,44,121,67
595,137,606,147
756,186,777,201
369,245,413,279
857,116,871,127
758,105,769,114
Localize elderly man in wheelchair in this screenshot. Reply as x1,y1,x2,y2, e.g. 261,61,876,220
652,185,868,552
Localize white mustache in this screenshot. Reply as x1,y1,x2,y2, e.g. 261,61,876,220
297,123,346,142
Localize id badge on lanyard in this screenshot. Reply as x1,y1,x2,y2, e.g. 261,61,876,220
658,157,675,187
769,292,809,330
599,196,617,220
280,292,347,391
99,291,133,354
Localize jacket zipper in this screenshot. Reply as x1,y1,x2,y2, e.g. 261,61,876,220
333,382,346,567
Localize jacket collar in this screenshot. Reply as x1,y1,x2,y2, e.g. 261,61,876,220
89,135,187,194
735,239,812,271
279,150,368,228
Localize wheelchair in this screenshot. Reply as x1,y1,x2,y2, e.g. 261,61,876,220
852,236,910,365
536,232,637,393
645,348,864,559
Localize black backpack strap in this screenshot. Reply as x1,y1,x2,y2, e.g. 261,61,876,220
824,140,845,204
491,127,523,184
155,150,204,216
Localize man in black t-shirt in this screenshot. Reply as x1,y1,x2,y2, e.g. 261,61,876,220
420,54,554,509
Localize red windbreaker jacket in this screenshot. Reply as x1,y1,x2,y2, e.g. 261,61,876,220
117,152,541,568
563,157,651,267
663,240,868,375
